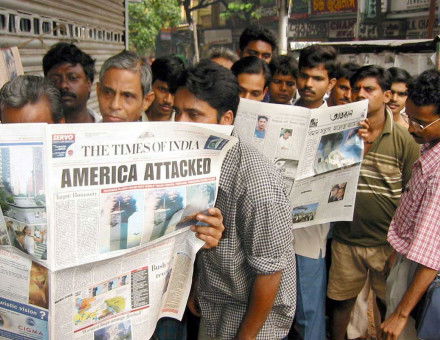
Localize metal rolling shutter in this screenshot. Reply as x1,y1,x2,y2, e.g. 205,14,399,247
0,0,125,113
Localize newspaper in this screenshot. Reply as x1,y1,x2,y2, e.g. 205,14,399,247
235,98,368,228
0,122,237,339
0,47,24,88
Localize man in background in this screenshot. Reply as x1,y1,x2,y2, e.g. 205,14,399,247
208,47,238,69
327,62,359,107
268,55,299,105
43,43,98,123
238,25,277,63
387,67,412,128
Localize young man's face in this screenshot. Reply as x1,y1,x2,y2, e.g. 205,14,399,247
297,64,335,108
328,77,352,106
237,73,267,101
240,40,273,63
269,74,297,104
173,87,233,125
387,82,408,115
406,98,440,144
97,68,153,122
257,118,267,130
352,77,390,117
150,79,174,119
1,97,60,124
46,63,91,113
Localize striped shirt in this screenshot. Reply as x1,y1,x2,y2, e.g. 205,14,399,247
388,141,440,270
196,137,296,339
333,110,419,247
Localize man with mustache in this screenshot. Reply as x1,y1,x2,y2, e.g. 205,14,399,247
292,44,337,340
387,67,412,128
328,62,359,107
43,43,98,123
144,56,185,121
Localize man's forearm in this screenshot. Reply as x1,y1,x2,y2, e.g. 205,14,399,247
395,264,437,317
236,271,282,340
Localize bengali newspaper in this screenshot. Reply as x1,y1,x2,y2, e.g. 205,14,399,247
0,122,237,339
235,98,368,228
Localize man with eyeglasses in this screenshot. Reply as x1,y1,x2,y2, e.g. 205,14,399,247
382,69,440,340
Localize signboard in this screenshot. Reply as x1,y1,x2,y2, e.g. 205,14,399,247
358,23,378,39
292,0,309,17
391,0,429,12
312,0,357,14
382,20,405,38
328,19,356,39
288,20,328,39
203,29,232,46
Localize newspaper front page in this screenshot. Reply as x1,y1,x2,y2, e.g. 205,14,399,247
0,122,237,339
234,99,368,228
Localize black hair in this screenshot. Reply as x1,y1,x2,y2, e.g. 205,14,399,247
176,59,240,119
231,56,271,87
408,69,440,115
151,56,186,93
239,25,277,51
350,65,391,91
258,115,268,121
298,45,338,78
388,67,412,86
269,55,298,79
0,75,64,123
43,43,95,82
335,62,360,80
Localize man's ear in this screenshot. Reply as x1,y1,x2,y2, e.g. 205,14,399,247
142,91,155,111
383,90,391,104
219,110,234,125
327,78,337,92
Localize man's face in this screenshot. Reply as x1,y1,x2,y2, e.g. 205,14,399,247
328,77,352,106
269,74,297,104
388,82,408,115
283,131,291,139
1,97,59,123
97,68,153,122
46,63,91,112
297,65,335,108
173,87,233,125
150,80,174,118
352,77,390,117
406,98,440,144
240,40,273,63
257,118,267,130
237,73,267,101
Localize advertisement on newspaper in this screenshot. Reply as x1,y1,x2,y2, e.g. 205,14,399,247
234,99,368,228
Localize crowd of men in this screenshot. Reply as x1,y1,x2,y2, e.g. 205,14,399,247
0,24,439,340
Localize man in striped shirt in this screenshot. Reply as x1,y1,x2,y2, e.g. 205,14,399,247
327,65,419,340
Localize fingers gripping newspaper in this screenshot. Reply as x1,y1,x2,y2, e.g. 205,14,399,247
234,98,368,228
0,122,236,339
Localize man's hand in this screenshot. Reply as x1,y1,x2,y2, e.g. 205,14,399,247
381,311,409,340
187,292,201,317
358,118,372,143
191,207,225,249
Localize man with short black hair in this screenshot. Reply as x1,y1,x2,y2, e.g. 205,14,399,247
387,67,412,128
0,75,64,124
174,60,296,339
144,55,186,121
43,42,97,123
328,65,419,340
293,44,337,340
268,55,299,105
327,62,359,107
231,56,271,101
238,25,277,63
382,68,440,340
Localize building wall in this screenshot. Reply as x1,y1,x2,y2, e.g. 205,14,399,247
0,0,126,112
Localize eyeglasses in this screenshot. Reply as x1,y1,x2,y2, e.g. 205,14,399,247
408,116,440,130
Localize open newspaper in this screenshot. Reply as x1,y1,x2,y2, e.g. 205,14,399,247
234,99,368,228
0,122,236,339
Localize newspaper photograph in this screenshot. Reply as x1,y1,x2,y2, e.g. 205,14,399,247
0,47,24,88
234,99,368,227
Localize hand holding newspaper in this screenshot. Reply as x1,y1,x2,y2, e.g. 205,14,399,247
234,98,368,228
0,122,237,339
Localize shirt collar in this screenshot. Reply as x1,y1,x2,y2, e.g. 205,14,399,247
418,140,440,174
